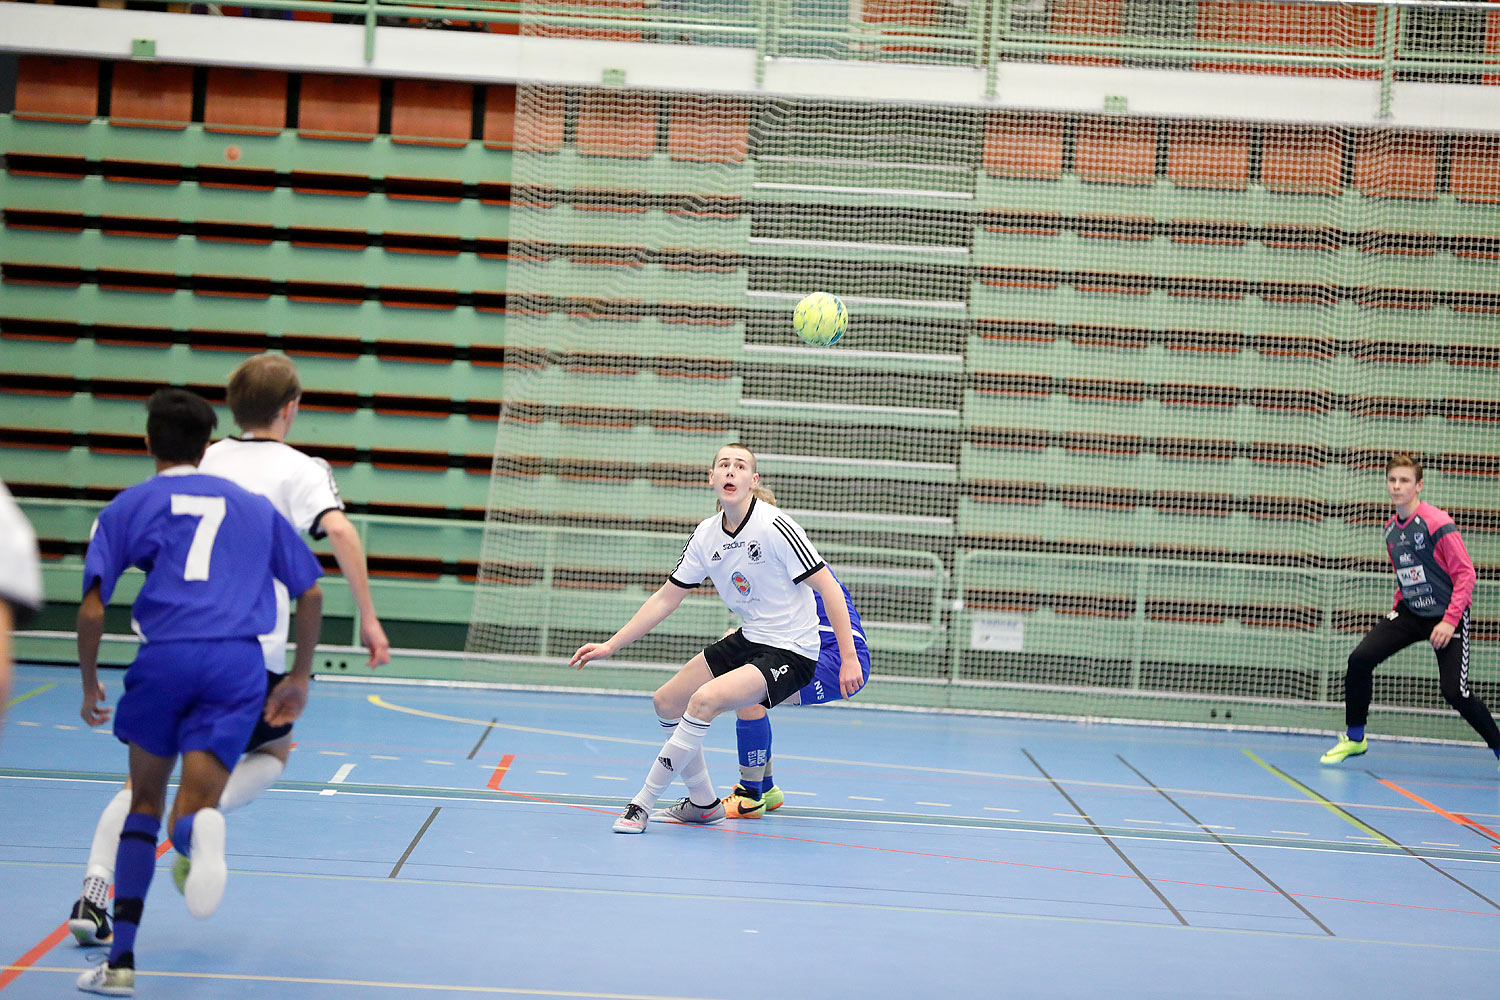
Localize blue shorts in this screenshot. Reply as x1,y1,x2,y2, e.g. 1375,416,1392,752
796,627,872,706
114,638,267,771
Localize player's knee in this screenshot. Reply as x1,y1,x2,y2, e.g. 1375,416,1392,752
652,687,684,719
1438,677,1468,707
685,689,724,722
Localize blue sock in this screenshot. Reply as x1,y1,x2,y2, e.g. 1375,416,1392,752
737,716,771,797
171,814,195,859
109,812,160,967
1348,726,1365,743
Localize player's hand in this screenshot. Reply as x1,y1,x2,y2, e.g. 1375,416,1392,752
570,641,614,670
838,657,864,699
264,676,310,727
80,682,110,727
1430,621,1456,650
361,615,391,669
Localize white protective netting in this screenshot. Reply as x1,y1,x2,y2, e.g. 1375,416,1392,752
467,4,1500,739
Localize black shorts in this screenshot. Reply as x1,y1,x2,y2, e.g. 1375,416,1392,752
244,670,294,752
703,630,818,709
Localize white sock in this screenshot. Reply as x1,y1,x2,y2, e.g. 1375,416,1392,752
219,752,285,813
655,714,716,803
680,746,716,806
632,713,713,810
84,788,132,886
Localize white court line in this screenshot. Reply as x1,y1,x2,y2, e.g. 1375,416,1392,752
849,795,884,802
371,755,399,760
916,801,952,808
425,760,454,766
319,763,356,796
319,750,348,757
594,775,627,781
7,774,1500,868
537,769,568,776
1272,830,1311,836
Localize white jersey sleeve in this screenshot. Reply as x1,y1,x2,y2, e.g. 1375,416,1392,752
200,438,343,538
287,456,343,539
668,519,714,589
766,510,824,584
0,480,43,623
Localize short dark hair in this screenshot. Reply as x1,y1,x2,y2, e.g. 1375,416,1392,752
146,388,217,464
1386,453,1424,481
226,353,301,429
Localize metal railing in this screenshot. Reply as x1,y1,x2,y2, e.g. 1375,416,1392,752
12,0,1496,100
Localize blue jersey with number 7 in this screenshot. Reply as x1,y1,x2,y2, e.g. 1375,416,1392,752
83,469,323,643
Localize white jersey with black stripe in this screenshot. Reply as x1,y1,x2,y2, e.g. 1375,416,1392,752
200,435,345,673
0,479,43,624
669,497,825,659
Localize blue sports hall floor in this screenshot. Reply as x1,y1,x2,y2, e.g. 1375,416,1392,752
4,661,1500,999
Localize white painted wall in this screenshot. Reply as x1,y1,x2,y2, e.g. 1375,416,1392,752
2,2,1498,131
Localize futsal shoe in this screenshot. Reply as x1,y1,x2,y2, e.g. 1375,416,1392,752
655,797,726,825
76,962,133,996
171,855,190,895
613,803,650,834
761,785,785,811
721,786,767,819
1319,737,1368,764
182,808,227,919
67,897,112,946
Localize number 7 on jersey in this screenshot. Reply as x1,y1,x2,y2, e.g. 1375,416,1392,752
171,494,226,581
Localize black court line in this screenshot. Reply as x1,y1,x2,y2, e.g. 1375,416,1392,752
1118,754,1335,936
388,806,442,879
466,717,498,760
1363,768,1500,912
1022,748,1188,927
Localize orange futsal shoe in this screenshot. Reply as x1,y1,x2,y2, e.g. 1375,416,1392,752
721,785,768,819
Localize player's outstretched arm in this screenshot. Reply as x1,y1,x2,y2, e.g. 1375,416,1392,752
805,567,864,698
0,602,12,729
570,582,690,669
319,510,390,668
266,582,323,727
76,585,110,726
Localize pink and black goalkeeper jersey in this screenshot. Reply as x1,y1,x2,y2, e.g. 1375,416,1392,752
1384,501,1475,625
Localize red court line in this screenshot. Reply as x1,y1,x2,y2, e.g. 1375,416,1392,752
0,841,173,993
488,788,1500,919
485,753,516,790
1377,777,1500,849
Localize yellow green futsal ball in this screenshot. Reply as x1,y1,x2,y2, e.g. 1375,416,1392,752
792,292,847,346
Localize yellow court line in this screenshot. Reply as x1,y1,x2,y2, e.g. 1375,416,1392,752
367,694,1474,815
12,968,719,999
1242,750,1400,849
4,683,55,709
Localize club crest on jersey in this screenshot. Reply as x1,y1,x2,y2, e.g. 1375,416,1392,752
1413,532,1426,548
747,540,763,563
731,572,751,595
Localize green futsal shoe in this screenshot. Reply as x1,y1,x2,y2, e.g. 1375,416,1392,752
172,855,190,894
761,785,785,811
1319,737,1368,764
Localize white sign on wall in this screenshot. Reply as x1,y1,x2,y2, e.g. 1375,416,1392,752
970,616,1024,651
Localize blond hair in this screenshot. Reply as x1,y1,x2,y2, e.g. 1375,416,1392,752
226,353,301,430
